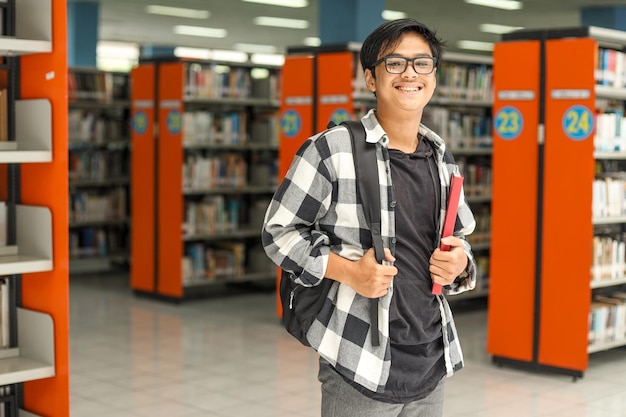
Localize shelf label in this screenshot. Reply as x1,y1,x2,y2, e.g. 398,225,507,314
161,99,181,109
330,109,350,126
285,96,312,106
133,111,148,135
551,89,591,100
563,105,593,141
320,94,349,104
495,106,523,140
166,110,182,135
497,90,535,101
281,110,301,138
133,100,153,109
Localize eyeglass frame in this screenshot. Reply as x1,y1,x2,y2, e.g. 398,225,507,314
370,55,438,75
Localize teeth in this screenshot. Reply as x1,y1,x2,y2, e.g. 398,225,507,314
397,86,419,92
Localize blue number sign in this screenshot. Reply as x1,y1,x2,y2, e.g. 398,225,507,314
133,111,148,135
495,106,523,140
281,110,301,138
562,105,593,141
166,110,181,135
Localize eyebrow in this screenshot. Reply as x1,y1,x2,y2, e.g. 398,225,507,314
384,53,434,58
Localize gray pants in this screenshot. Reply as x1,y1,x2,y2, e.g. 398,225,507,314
318,359,445,417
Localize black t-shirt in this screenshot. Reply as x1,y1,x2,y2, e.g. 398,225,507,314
348,137,446,403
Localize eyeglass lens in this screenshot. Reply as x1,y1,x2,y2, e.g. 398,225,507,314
385,57,434,74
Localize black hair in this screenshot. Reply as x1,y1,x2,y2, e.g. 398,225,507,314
360,18,445,77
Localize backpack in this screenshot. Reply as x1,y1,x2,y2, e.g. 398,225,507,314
279,120,385,347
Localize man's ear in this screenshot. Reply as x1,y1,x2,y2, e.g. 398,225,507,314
364,68,376,92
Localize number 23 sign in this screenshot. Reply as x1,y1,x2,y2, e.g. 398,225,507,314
495,106,522,140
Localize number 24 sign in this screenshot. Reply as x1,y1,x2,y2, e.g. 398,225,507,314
562,105,593,141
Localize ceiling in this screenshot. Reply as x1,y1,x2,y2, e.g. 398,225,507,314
85,0,622,58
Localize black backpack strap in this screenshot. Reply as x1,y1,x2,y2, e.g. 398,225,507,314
341,120,383,347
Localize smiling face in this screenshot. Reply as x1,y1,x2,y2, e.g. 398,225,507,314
364,32,436,115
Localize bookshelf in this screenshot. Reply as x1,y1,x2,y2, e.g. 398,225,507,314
278,46,493,308
68,68,131,274
488,26,626,379
130,59,280,300
0,0,69,415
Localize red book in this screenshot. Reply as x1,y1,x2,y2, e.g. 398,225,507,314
432,173,464,295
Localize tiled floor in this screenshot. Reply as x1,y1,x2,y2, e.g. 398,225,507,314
69,274,626,417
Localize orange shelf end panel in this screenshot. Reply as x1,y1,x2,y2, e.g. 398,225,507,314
156,62,185,298
538,37,596,372
316,51,355,131
276,54,315,316
487,40,541,363
19,0,70,415
130,63,157,293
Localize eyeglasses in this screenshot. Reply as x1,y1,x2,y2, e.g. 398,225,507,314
371,55,437,75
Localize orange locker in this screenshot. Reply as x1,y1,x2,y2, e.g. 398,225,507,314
489,29,602,378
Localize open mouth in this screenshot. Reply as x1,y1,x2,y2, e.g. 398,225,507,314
396,86,422,92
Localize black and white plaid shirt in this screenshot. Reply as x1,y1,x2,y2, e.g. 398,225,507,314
263,109,477,392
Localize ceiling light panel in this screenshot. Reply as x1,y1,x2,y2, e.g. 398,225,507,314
479,23,524,34
382,10,407,20
173,25,227,38
464,0,522,10
146,5,210,19
253,16,309,29
457,40,495,51
234,43,277,53
242,0,308,7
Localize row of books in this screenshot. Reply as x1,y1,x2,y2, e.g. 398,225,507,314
69,188,127,223
424,107,493,149
68,71,129,102
594,110,626,152
183,154,247,190
592,234,626,283
596,47,626,88
69,150,128,182
68,109,129,144
353,60,493,102
184,63,253,100
182,111,247,145
69,227,128,258
182,242,246,283
589,292,626,346
436,62,493,101
592,175,626,219
467,206,491,245
454,158,492,198
183,196,239,237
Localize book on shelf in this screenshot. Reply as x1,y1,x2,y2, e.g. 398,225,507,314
0,89,7,142
0,278,8,349
589,292,626,347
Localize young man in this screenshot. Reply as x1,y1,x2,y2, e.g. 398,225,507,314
262,18,477,416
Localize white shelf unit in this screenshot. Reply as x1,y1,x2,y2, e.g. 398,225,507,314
588,29,626,356
0,99,52,163
0,205,52,275
0,0,51,56
0,308,54,386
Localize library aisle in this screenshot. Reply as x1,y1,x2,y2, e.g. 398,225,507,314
68,274,626,417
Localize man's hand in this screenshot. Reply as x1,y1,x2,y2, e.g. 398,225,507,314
430,236,468,287
326,248,397,298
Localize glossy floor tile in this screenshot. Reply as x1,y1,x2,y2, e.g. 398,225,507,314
69,274,626,416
